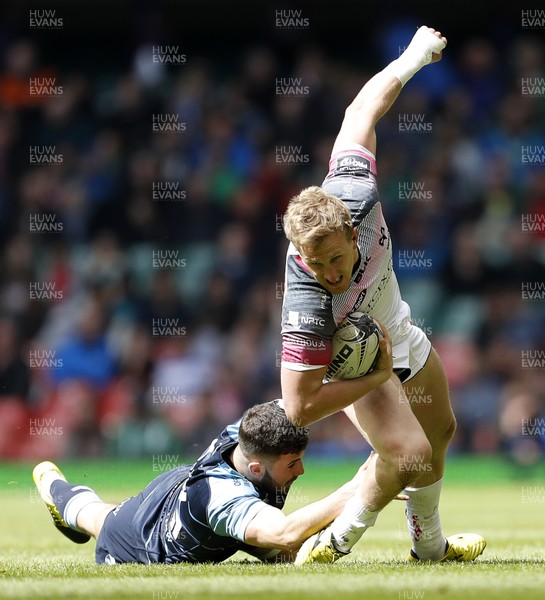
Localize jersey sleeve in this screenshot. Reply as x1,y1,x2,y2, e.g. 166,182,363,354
281,252,336,371
206,475,269,542
322,144,380,226
281,331,331,371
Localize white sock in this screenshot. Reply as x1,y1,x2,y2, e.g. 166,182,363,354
329,494,380,553
404,479,447,559
64,486,102,530
383,26,446,86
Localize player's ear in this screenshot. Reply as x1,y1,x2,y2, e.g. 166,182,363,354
352,227,358,241
248,460,264,478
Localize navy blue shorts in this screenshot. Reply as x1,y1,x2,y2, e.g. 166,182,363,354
95,494,145,564
95,465,191,565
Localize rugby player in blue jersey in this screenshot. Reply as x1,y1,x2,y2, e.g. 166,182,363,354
33,400,374,564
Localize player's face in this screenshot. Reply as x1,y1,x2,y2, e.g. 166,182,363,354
300,228,359,294
261,452,305,493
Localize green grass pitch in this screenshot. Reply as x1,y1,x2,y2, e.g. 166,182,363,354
1,457,544,600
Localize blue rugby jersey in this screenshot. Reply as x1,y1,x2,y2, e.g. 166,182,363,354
96,418,286,564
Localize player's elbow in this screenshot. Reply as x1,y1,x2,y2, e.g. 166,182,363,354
344,101,370,123
342,101,380,144
281,367,325,426
283,401,314,428
282,535,304,551
274,528,306,551
344,101,361,118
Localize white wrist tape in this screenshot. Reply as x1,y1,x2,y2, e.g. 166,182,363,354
384,26,446,86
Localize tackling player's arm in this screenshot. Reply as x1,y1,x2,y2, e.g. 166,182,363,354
244,463,365,552
281,329,393,426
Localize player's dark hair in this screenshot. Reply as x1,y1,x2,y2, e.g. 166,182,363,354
238,401,309,459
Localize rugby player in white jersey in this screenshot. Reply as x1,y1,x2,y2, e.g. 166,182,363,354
280,26,486,564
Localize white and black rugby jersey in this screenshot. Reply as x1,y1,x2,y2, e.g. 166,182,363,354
281,145,412,371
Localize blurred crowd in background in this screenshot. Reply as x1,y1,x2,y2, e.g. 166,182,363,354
0,6,544,464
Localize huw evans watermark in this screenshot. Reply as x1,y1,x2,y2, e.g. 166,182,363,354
410,318,433,336
29,349,63,369
29,146,63,165
402,385,433,405
522,9,545,29
29,9,63,29
522,281,545,300
29,282,63,301
521,350,545,368
151,386,187,405
275,145,310,164
521,213,545,232
275,77,309,97
152,114,187,133
152,591,180,600
152,46,186,65
521,145,545,164
521,486,545,504
398,114,432,133
30,213,63,232
398,181,432,201
399,592,425,600
399,454,432,473
275,9,309,29
152,182,187,201
152,250,187,269
152,455,181,473
522,418,545,436
397,250,432,269
29,418,63,436
29,77,63,96
522,77,545,96
152,318,187,337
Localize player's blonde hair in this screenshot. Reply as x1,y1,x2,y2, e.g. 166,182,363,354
282,186,353,249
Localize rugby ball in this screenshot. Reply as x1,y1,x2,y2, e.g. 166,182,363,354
325,312,382,381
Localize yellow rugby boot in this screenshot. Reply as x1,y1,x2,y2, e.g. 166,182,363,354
408,533,486,562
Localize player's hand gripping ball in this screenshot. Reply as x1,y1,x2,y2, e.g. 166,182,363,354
325,312,383,381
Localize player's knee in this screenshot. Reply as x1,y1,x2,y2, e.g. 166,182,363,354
432,414,457,450
380,435,433,469
395,437,432,487
377,437,432,488
444,414,457,441
402,437,433,471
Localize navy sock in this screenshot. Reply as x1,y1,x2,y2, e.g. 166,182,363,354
50,480,100,529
